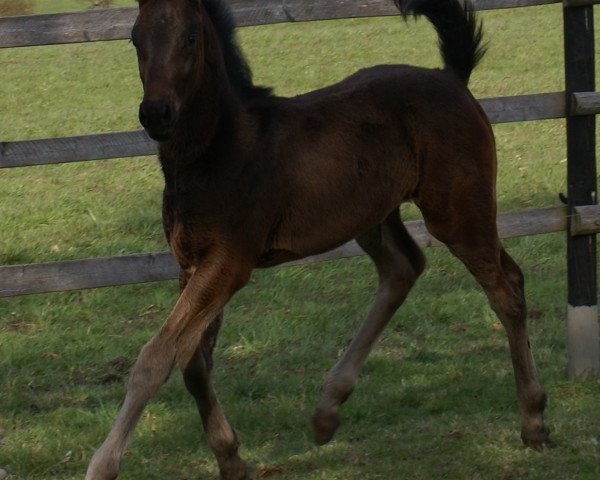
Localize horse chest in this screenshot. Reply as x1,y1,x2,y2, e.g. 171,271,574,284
162,192,214,268
165,222,188,262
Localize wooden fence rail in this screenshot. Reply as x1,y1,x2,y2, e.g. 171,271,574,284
0,205,569,297
1,0,599,375
3,0,600,171
2,204,599,298
4,90,597,169
0,0,565,49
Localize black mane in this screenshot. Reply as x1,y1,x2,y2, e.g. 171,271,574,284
203,0,273,100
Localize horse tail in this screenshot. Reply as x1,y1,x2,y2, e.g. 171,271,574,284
395,0,486,85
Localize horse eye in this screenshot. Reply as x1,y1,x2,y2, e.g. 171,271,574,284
187,33,198,47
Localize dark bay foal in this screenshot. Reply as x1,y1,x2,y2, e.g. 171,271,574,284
86,0,551,478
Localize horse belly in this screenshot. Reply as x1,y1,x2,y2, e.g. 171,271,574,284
273,166,413,259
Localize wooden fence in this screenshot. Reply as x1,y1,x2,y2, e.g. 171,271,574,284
1,0,598,376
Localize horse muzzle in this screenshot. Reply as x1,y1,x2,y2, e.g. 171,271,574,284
139,99,177,141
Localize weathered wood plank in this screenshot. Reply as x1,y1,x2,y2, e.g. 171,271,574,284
497,204,567,237
473,0,559,7
402,205,568,246
0,205,568,297
562,0,600,7
0,252,178,297
3,92,586,168
0,8,139,48
571,91,600,115
479,91,567,123
227,0,397,25
0,0,561,49
570,205,600,236
0,131,156,168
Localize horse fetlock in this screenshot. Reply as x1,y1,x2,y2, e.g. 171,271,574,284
518,382,547,415
528,386,547,413
85,449,120,480
323,369,357,403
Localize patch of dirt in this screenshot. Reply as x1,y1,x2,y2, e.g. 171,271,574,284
253,464,288,479
98,356,132,384
528,308,545,319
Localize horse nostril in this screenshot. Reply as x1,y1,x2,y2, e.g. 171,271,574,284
139,104,147,125
139,100,174,129
160,102,172,122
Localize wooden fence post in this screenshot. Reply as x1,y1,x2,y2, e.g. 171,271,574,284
563,1,599,379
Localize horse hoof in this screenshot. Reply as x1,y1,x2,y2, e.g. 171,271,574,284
85,449,120,480
522,425,553,449
312,407,341,446
219,458,247,480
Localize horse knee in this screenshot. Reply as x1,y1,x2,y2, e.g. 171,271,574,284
128,337,175,394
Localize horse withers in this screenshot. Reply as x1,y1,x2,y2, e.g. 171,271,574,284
86,0,551,478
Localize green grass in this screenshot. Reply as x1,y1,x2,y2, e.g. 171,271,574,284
32,1,135,14
1,2,600,480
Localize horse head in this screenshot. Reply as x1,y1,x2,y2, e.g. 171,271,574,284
133,0,208,141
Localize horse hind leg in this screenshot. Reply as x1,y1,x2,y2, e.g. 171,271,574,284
312,209,425,445
498,247,550,446
420,192,550,447
450,242,549,446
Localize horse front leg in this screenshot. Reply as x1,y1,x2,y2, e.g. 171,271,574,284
182,312,247,480
85,255,251,480
85,328,177,480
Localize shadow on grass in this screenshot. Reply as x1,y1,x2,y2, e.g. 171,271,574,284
2,243,596,479
112,339,556,479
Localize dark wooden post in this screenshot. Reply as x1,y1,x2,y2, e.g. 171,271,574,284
563,1,599,379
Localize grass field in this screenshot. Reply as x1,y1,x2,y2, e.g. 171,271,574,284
1,2,599,479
